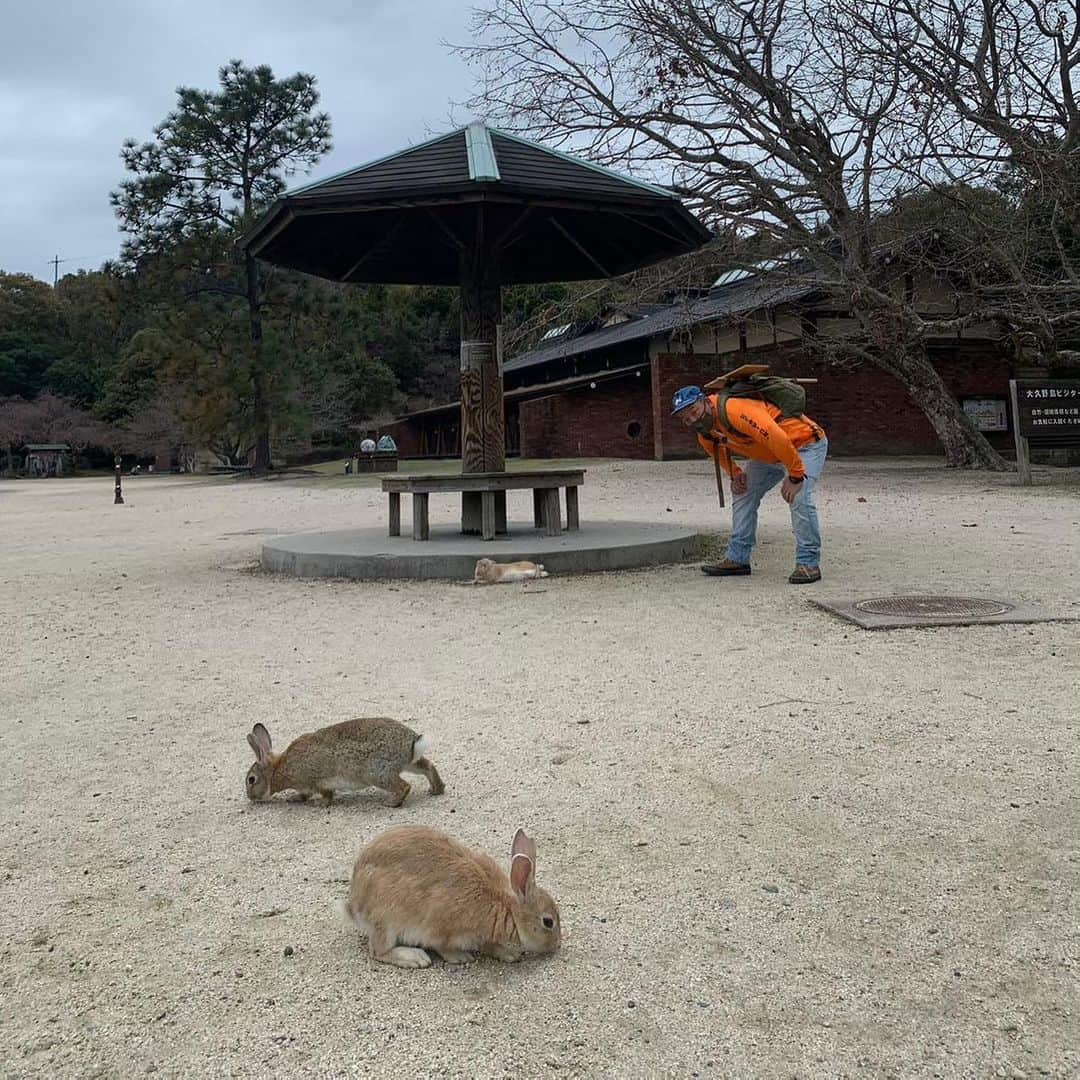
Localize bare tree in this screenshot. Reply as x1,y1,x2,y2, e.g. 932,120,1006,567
462,0,1017,467
0,393,118,470
120,389,192,467
831,0,1080,368
0,397,33,475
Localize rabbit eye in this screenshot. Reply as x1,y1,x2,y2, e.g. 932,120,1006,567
247,776,256,784
542,916,555,929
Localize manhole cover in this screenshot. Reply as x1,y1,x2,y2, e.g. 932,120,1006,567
811,596,1075,630
853,596,1013,619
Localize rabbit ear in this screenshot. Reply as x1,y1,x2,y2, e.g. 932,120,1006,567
512,828,536,862
247,724,272,763
510,853,534,901
509,829,536,901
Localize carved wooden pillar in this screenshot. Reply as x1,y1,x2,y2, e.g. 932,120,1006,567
458,209,507,536
459,231,504,476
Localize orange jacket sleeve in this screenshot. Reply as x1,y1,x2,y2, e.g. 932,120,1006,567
723,399,807,479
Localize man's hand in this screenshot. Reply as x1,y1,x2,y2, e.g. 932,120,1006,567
731,471,748,496
780,477,803,504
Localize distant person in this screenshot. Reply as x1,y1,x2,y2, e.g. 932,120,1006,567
671,383,828,584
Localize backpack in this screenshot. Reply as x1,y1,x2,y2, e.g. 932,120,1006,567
715,374,806,429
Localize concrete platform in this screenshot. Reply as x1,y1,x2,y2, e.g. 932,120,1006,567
261,521,704,581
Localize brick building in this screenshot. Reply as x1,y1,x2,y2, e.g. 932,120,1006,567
383,265,1016,460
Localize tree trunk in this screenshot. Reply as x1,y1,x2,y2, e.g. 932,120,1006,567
245,251,272,474
882,345,1010,470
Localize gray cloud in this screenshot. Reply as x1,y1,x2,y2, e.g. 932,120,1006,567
0,0,480,280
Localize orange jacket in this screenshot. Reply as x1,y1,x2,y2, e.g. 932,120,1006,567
695,394,825,480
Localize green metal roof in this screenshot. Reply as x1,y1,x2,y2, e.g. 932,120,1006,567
465,122,501,181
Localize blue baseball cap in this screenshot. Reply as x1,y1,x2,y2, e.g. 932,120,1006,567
671,385,705,415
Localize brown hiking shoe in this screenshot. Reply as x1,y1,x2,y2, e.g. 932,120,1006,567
789,565,822,584
701,559,751,577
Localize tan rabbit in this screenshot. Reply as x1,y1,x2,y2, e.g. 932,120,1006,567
244,718,444,807
473,558,549,585
345,825,561,968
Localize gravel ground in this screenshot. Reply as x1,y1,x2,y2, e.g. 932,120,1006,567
1,457,1077,1080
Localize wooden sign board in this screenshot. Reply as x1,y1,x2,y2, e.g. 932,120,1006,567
703,364,818,391
1008,378,1080,485
1012,380,1080,438
703,364,770,390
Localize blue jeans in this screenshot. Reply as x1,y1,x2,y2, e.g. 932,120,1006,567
725,437,828,567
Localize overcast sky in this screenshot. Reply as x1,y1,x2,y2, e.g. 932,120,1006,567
1,0,482,282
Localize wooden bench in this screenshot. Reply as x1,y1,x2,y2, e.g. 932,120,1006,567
380,470,585,541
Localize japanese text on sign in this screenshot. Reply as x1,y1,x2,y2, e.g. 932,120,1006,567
1014,379,1080,438
1022,387,1080,398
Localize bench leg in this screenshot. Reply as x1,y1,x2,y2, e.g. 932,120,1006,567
461,491,482,536
495,491,508,535
481,491,496,541
412,493,430,541
565,486,580,530
533,489,544,528
388,492,401,536
540,488,561,536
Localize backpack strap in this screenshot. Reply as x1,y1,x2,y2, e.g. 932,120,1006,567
711,392,734,435
702,398,735,476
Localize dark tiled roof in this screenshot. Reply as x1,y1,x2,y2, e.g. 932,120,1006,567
488,131,670,202
504,275,815,374
239,124,711,285
599,302,671,321
291,131,470,203
283,123,683,207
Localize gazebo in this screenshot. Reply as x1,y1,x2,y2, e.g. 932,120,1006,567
24,444,71,478
240,123,709,541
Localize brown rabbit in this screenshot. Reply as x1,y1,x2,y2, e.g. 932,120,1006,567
244,718,444,807
345,825,561,968
473,558,549,585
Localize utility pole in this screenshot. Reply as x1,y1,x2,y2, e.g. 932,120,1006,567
49,255,70,286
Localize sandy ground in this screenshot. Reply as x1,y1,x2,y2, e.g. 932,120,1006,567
1,456,1077,1080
